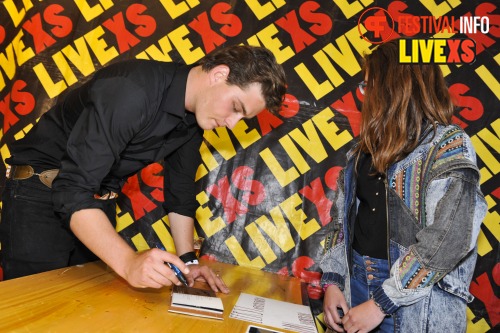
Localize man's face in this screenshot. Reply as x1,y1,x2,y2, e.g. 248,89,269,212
194,66,266,131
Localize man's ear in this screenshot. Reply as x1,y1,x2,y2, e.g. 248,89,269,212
210,65,230,83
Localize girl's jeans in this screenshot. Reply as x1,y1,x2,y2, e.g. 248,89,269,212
351,249,394,333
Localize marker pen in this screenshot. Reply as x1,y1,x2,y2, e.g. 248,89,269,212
156,245,189,287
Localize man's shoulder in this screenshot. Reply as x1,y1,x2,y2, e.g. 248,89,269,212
118,59,179,69
94,60,180,80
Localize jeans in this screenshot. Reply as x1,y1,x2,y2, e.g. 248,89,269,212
0,177,116,280
351,250,394,333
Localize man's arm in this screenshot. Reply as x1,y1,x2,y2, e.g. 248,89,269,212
70,208,229,292
169,212,195,256
70,208,189,289
169,212,229,293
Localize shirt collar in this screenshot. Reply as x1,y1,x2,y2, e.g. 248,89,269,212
164,64,194,122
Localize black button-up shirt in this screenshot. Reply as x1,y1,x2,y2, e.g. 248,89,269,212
7,60,203,222
352,154,388,259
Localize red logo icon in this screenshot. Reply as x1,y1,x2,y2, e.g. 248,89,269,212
358,7,395,44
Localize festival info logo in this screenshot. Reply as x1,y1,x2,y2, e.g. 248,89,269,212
358,7,395,45
358,7,490,64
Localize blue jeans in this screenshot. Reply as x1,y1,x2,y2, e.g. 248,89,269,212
351,250,394,333
0,177,116,280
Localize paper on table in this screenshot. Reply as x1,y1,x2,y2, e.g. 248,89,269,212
169,285,224,320
230,293,316,333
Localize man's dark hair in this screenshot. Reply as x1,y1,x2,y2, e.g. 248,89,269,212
200,45,287,115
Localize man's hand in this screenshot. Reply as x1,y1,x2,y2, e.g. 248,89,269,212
167,212,229,293
122,248,190,289
71,209,229,292
185,264,230,293
70,209,193,289
341,299,385,333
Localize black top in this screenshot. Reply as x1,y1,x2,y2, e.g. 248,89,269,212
6,60,203,222
352,154,388,259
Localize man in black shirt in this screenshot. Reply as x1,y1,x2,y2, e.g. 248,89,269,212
0,45,286,291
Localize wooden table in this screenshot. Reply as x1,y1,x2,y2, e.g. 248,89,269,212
0,260,309,332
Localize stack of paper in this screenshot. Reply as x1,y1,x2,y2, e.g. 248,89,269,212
169,285,224,320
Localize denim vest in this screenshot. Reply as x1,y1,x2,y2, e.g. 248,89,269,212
320,124,487,332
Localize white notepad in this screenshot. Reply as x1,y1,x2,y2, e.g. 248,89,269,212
169,285,224,320
230,293,316,333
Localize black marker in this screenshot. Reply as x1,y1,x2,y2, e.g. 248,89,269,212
156,245,189,286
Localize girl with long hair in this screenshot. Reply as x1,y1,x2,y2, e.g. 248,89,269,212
320,39,486,332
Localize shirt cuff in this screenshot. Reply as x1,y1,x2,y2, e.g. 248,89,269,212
320,272,345,291
371,286,400,315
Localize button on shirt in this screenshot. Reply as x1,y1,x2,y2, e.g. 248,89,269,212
6,60,203,222
352,154,388,259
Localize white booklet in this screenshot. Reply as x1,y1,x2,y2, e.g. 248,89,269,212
169,285,224,320
230,293,316,333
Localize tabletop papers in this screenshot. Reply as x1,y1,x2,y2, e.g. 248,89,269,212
230,293,316,333
169,285,224,320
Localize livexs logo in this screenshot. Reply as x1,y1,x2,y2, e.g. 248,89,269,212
358,7,490,64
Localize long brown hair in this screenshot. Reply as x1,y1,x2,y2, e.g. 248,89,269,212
357,39,454,173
